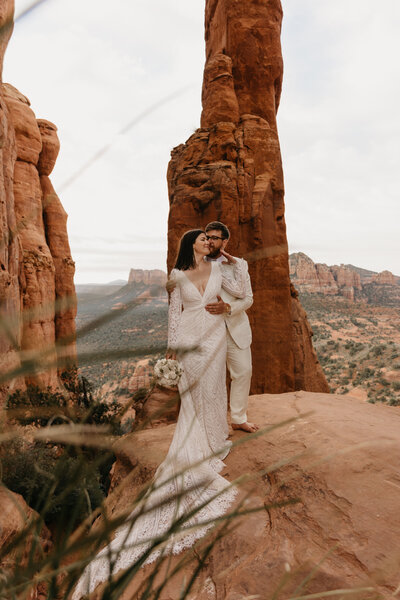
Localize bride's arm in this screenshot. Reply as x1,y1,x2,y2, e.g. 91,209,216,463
220,256,246,298
167,270,182,358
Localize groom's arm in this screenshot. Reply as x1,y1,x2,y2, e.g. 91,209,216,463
205,261,253,316
226,264,253,317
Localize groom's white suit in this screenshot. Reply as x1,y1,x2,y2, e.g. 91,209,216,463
213,255,253,424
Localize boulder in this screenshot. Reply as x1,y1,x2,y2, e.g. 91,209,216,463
2,83,42,164
0,486,51,572
37,119,60,176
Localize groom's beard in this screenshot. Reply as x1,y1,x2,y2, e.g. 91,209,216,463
207,248,221,258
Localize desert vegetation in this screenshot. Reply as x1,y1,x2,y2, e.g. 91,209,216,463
76,282,167,391
76,283,400,408
300,293,400,405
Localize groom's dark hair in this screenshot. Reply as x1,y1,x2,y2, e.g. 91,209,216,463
205,221,230,240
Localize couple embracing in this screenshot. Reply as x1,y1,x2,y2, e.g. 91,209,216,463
167,220,257,436
72,222,257,598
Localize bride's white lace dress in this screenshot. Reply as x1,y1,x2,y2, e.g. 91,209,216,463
72,259,245,599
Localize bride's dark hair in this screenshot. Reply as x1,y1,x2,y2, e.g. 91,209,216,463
174,229,205,271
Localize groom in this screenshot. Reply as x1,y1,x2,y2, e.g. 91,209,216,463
204,222,258,434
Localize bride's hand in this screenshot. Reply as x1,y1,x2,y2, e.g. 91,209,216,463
166,279,176,293
220,249,237,264
166,350,176,360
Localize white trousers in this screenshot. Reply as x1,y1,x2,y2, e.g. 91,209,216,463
226,329,252,424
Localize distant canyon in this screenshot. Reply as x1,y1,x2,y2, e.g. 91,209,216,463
290,252,400,306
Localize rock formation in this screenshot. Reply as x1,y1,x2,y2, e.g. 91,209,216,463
289,253,339,295
290,252,400,306
372,270,397,285
0,6,76,401
330,265,362,301
167,0,328,394
0,485,51,573
127,359,152,392
290,252,363,301
128,268,167,286
91,391,400,599
0,1,22,398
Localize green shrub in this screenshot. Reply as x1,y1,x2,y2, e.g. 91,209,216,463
1,440,112,531
6,386,68,427
372,345,384,356
8,374,123,435
2,375,122,530
389,397,400,406
359,367,374,379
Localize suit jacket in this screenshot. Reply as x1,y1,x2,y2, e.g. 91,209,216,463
219,257,253,349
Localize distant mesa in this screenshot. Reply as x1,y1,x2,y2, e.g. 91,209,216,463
371,270,397,285
290,252,400,306
128,269,167,287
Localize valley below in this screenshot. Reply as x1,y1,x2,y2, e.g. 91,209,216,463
76,262,400,407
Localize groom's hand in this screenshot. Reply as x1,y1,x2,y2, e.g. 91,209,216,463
220,249,237,264
205,295,230,315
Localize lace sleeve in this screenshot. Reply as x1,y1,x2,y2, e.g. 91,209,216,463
220,259,246,298
167,269,182,350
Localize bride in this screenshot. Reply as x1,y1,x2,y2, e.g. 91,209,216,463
72,229,246,599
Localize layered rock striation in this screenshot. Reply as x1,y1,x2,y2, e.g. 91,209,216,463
0,7,76,400
290,252,363,301
167,0,328,393
290,252,400,306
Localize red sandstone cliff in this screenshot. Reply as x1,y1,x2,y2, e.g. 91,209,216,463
289,252,339,295
0,5,76,400
167,0,328,394
290,252,400,306
372,270,397,285
290,252,362,301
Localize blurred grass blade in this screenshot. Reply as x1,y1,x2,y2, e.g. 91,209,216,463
287,588,375,600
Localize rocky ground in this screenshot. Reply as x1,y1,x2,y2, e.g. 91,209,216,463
88,391,400,599
3,391,399,598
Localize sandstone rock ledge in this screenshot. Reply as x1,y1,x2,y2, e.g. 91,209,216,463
100,393,400,599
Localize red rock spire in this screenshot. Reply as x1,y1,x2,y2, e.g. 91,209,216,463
0,4,77,399
167,0,328,393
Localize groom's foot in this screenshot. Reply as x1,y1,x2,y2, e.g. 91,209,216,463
232,421,259,433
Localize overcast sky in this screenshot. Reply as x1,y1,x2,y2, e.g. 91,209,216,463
6,0,400,282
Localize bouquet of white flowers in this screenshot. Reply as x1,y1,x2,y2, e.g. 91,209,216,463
154,358,183,388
